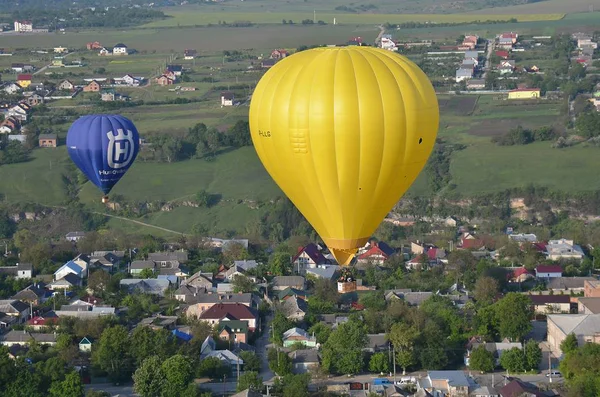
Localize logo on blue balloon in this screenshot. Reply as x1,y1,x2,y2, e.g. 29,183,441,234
107,129,136,169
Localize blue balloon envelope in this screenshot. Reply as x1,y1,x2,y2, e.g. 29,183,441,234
67,114,140,196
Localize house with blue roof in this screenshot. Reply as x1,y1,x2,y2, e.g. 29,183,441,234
54,261,84,281
172,329,193,342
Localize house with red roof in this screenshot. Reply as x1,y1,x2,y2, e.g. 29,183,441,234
509,267,534,283
198,303,258,331
292,243,328,270
459,233,485,250
357,240,396,265
27,314,58,330
495,50,509,59
270,49,288,59
535,265,563,279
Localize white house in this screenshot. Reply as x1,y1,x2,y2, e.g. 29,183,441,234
380,34,398,51
98,47,111,56
122,74,140,86
535,265,563,279
65,231,85,242
54,261,83,281
7,104,29,122
14,20,33,32
221,92,234,107
113,43,128,55
546,239,585,261
3,82,22,94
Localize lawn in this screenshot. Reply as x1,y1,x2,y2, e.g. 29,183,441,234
0,148,70,206
450,142,600,195
78,146,282,204
141,11,564,28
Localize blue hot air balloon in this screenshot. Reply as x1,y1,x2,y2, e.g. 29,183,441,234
67,114,140,202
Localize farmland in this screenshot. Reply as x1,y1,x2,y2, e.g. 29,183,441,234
140,11,565,28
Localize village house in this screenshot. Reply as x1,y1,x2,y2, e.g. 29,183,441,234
535,265,562,279
418,371,475,396
55,260,84,280
379,34,398,51
270,49,288,59
38,134,57,148
289,349,320,374
462,35,478,49
0,300,30,324
0,330,56,347
498,60,516,74
0,263,32,279
3,82,22,95
584,280,600,297
98,47,111,56
156,74,175,86
54,46,68,54
495,50,509,59
292,243,327,271
112,43,128,55
83,80,101,92
529,294,572,314
79,337,93,352
184,293,256,316
357,240,396,265
27,314,58,331
86,41,103,50
120,279,171,296
281,296,308,321
545,239,585,261
283,327,317,348
578,298,600,314
509,267,534,283
467,79,486,90
121,74,141,87
58,79,75,91
14,20,33,33
7,103,31,122
272,276,306,291
16,74,32,88
217,320,249,343
221,91,234,106
261,59,277,69
547,313,600,355
166,65,183,76
456,66,473,82
65,231,85,242
184,49,197,59
197,303,258,331
49,273,83,290
508,88,541,100
25,93,44,107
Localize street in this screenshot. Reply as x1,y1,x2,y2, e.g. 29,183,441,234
84,384,136,397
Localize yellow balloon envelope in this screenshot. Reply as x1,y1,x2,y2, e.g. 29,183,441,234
249,46,439,265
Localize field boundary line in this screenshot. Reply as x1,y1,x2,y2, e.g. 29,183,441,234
93,211,187,235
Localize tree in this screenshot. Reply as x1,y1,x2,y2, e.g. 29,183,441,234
474,276,499,307
271,312,294,346
321,317,368,375
388,322,419,375
269,252,291,276
240,351,261,373
560,343,600,392
232,274,255,293
494,293,532,341
162,355,194,397
87,270,111,295
130,327,176,366
49,371,85,397
92,325,131,382
138,268,155,279
524,339,542,371
368,352,390,374
275,373,311,397
560,333,579,355
133,356,165,397
499,347,526,373
308,322,331,344
268,347,292,376
236,371,263,392
469,346,495,373
197,356,230,379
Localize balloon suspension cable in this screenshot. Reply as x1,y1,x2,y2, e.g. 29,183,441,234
101,195,109,204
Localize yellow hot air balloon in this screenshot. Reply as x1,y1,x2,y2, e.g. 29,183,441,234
249,46,439,265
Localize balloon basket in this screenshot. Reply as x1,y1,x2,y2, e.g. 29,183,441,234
101,196,109,204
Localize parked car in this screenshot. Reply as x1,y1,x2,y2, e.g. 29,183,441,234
546,371,562,378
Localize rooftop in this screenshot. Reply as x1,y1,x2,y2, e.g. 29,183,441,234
549,313,600,336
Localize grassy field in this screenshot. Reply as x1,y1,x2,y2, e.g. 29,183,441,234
141,11,564,28
469,0,600,14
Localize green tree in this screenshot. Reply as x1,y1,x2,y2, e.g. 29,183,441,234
308,322,331,344
138,268,155,279
130,327,176,366
560,333,579,355
388,322,419,375
269,252,291,276
368,352,390,374
560,342,600,393
87,270,111,295
133,356,165,397
232,274,255,293
494,293,532,341
162,355,194,397
469,346,495,373
92,325,132,382
236,371,263,392
271,312,294,346
321,317,368,375
49,371,85,397
524,339,542,371
275,373,311,397
499,347,526,373
4,360,43,397
268,347,292,376
240,351,261,372
197,356,230,379
474,276,499,307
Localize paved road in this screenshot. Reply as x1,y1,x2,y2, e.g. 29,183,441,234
255,314,275,383
84,384,136,397
482,39,494,79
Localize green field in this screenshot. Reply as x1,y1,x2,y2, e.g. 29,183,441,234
141,11,564,28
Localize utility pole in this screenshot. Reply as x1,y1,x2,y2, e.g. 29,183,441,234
393,345,396,383
548,353,552,383
313,10,316,24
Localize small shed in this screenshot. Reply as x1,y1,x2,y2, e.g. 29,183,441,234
79,336,93,352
